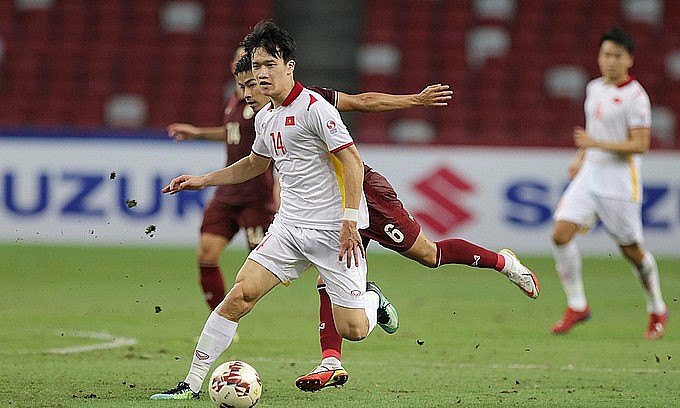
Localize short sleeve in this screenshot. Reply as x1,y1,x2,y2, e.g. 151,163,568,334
626,86,652,129
251,114,271,158
306,99,353,152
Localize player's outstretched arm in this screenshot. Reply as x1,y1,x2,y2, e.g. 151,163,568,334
167,123,226,141
162,152,271,195
336,83,452,113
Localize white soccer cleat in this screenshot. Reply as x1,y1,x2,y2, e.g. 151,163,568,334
500,249,540,299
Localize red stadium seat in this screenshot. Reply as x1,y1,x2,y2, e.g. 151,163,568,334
356,114,391,144
57,1,88,42
0,0,676,146
0,97,30,125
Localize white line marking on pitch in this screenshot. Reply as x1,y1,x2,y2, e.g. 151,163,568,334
45,330,137,354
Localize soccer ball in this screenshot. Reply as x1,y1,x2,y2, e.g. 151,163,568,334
209,360,262,408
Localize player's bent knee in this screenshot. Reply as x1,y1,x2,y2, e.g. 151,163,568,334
338,325,368,341
551,227,573,246
334,314,369,341
198,243,225,264
217,283,258,321
404,236,438,268
332,305,370,340
198,234,229,263
419,254,438,269
552,221,578,246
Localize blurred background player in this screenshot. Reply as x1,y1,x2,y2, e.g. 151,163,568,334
227,52,540,391
165,46,277,310
550,27,667,339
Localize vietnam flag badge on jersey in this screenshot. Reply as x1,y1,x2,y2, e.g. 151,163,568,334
285,116,295,126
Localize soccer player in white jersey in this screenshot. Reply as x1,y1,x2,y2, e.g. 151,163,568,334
150,20,398,400
550,27,667,339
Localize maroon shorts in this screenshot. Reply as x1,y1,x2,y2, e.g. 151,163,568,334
200,197,276,250
360,168,421,252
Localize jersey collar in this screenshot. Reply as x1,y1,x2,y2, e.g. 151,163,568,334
616,75,635,88
281,81,304,107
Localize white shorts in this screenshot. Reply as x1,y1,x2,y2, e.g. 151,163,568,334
553,180,643,246
247,218,368,309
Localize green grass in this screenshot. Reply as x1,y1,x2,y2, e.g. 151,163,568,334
1,243,678,407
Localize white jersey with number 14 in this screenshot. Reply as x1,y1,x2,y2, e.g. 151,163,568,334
251,82,368,230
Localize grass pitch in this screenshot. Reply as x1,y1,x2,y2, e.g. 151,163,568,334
1,244,678,407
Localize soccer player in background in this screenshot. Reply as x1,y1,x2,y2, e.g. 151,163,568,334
550,27,667,339
226,49,539,391
150,19,398,400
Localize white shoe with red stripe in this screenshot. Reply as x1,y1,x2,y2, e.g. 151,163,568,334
500,248,540,299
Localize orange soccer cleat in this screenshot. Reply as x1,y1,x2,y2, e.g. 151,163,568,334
645,310,668,340
551,306,591,334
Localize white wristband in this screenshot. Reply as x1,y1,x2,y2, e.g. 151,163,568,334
342,208,359,222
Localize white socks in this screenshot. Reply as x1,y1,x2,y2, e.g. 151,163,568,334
364,290,379,334
634,251,666,315
555,241,666,315
321,356,342,368
184,311,239,393
553,241,587,311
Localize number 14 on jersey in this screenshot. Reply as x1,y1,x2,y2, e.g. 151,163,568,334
270,132,287,155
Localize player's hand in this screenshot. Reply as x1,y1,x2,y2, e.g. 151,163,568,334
415,84,453,107
567,147,585,179
167,123,200,141
162,174,206,195
567,160,581,179
573,126,596,148
338,220,365,268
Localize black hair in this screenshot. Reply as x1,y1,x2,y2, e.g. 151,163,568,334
232,45,245,61
600,27,635,54
241,19,296,62
234,53,252,76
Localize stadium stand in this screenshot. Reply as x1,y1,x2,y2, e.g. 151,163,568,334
357,0,679,147
0,0,273,130
0,0,677,148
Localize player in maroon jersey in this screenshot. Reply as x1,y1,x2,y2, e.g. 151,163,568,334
228,53,540,391
166,46,277,309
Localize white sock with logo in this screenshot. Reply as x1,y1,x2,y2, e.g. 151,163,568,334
553,241,587,311
184,311,238,393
